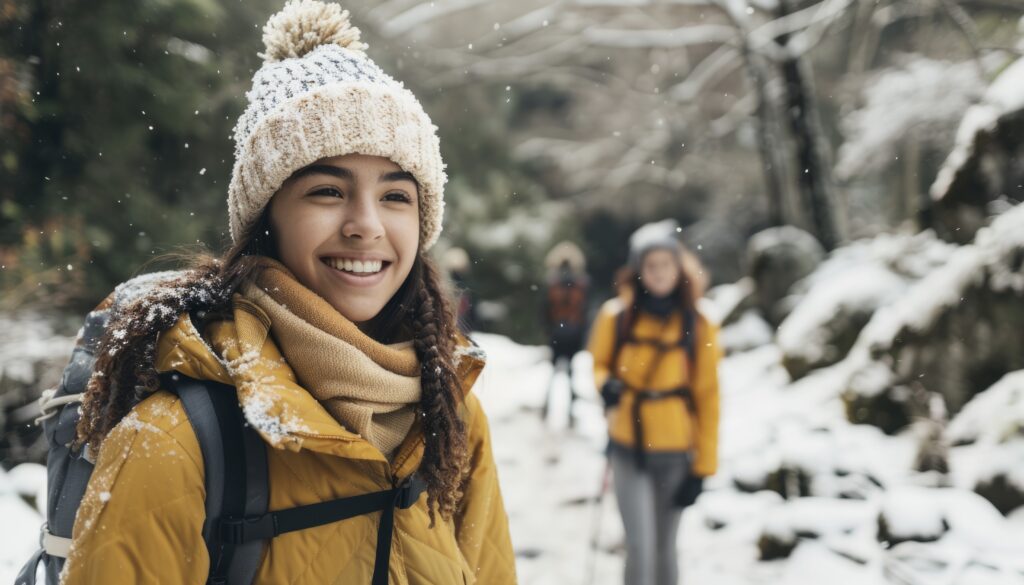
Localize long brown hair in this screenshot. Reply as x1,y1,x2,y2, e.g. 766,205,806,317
616,244,708,332
75,210,469,522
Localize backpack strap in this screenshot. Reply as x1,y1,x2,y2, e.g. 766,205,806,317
611,307,629,374
14,548,45,585
234,412,271,584
217,475,427,585
160,372,268,585
613,306,698,370
681,307,697,367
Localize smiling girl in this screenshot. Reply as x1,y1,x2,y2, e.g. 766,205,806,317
58,2,516,584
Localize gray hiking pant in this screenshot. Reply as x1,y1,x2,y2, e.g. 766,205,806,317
609,447,690,585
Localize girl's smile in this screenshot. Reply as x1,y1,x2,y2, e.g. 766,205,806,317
321,255,392,287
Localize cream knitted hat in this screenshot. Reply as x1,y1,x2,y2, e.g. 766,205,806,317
228,0,446,249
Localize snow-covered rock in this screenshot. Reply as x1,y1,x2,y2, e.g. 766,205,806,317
931,56,1024,243
758,497,874,560
704,277,757,327
778,265,903,379
746,226,825,325
879,487,1011,548
843,204,1024,429
878,487,948,545
720,310,774,355
974,440,1024,516
777,230,955,380
948,370,1024,447
949,372,1024,516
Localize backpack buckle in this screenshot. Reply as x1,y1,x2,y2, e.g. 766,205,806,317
395,477,425,510
219,514,276,543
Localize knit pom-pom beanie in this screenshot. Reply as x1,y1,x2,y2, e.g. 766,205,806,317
228,0,446,249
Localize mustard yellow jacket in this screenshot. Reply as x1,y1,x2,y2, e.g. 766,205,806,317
588,298,721,477
63,299,516,584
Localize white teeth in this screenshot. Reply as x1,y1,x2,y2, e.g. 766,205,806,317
326,258,384,274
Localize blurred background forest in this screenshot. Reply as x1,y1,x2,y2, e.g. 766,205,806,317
2,0,1020,341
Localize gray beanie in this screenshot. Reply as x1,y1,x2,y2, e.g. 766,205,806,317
628,219,682,269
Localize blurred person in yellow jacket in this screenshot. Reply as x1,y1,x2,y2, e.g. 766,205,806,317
588,219,720,585
34,3,517,585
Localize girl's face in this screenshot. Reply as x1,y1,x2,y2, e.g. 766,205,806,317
269,154,420,323
640,248,681,298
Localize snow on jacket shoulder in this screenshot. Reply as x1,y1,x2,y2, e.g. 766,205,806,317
62,298,516,585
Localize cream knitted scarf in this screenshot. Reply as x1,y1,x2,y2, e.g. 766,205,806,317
242,258,421,459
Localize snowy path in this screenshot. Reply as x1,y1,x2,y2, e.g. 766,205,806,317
471,333,791,585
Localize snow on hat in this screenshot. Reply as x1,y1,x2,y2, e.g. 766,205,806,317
228,0,446,249
628,219,683,269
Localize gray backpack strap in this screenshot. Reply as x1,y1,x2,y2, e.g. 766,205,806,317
232,418,270,585
162,372,268,585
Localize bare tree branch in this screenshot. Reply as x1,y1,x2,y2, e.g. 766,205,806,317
382,0,496,37
709,92,758,137
746,0,858,56
367,0,424,24
582,24,737,48
428,36,589,85
934,0,988,76
461,3,569,53
668,44,744,101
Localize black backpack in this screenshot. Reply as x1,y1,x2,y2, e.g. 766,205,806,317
546,279,588,328
16,276,425,585
610,305,697,371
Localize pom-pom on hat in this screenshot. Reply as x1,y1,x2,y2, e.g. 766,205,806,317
228,0,446,249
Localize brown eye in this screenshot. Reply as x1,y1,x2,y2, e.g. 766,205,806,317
383,191,412,203
310,187,344,198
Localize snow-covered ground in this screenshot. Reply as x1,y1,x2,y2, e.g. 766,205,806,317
3,330,1024,584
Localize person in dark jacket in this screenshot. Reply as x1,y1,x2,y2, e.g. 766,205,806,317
541,241,590,427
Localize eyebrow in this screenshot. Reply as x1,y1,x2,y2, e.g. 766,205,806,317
290,164,417,186
380,170,417,185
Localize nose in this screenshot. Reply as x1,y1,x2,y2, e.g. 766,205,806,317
341,193,385,241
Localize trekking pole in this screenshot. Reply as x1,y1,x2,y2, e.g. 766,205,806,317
584,459,612,585
541,366,555,422
541,355,569,424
